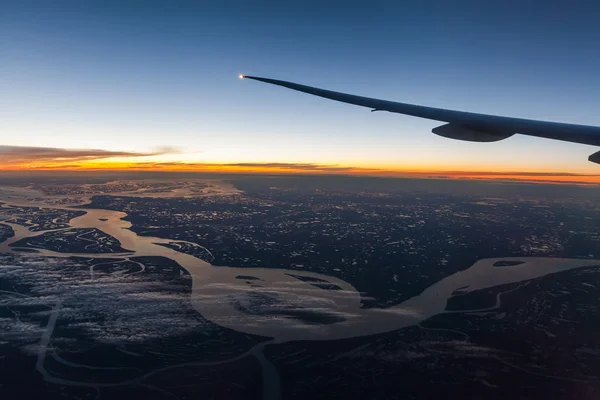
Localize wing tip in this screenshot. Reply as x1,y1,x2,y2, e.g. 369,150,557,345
238,75,266,82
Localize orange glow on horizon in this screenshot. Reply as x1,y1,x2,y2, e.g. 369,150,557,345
1,158,600,185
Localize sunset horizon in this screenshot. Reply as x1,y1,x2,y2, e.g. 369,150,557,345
3,3,600,181
1,143,600,185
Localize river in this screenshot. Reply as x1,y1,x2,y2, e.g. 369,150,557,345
1,195,597,343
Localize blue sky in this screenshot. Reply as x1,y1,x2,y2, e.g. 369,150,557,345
2,1,600,173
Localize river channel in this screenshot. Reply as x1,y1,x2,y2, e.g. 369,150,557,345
1,196,597,343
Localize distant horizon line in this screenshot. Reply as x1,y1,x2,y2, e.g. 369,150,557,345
2,144,599,185
1,167,599,186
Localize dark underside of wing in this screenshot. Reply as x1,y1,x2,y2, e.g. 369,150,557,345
243,76,600,164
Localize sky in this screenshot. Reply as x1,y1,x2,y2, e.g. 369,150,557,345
2,0,600,180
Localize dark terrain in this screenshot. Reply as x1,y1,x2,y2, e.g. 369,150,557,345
1,175,599,399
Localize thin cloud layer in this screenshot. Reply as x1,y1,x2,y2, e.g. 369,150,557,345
0,145,178,166
226,162,373,172
434,170,600,177
1,145,599,184
69,160,376,174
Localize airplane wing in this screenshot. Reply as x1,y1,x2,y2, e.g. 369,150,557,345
241,75,600,164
